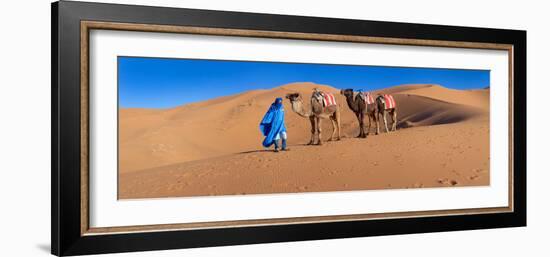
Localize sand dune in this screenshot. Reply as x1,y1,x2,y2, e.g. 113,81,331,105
388,84,489,109
394,94,486,128
118,82,489,199
118,82,342,173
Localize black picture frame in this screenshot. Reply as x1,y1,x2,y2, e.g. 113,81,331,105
51,1,526,256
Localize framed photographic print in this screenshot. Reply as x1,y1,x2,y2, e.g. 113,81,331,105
51,1,526,256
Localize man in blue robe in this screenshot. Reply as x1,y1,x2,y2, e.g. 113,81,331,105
259,97,289,152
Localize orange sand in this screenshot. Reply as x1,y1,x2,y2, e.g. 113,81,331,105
118,83,489,199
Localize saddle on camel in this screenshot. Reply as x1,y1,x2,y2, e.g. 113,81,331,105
359,91,375,105
312,88,337,108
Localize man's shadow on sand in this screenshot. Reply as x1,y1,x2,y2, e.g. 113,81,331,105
238,149,274,154
237,143,315,154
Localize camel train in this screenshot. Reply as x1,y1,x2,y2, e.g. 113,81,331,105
285,88,397,145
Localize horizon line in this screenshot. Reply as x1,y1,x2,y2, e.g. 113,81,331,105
119,82,490,110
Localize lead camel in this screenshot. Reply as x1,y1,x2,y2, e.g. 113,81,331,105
285,92,341,145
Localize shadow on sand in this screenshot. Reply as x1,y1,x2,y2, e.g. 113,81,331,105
238,144,305,154
237,149,274,154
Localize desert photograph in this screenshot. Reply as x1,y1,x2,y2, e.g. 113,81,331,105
117,57,490,199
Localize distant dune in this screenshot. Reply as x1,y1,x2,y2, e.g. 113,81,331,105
118,82,489,199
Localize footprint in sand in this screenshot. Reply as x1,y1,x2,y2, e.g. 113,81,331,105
168,183,185,191
197,172,211,178
297,186,309,191
469,175,480,180
437,178,459,186
472,168,489,174
413,183,424,188
177,173,193,178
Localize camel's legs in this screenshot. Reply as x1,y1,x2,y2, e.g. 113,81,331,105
313,116,319,144
328,117,337,141
307,116,315,145
330,110,341,141
355,113,363,138
316,117,323,145
375,111,380,135
336,110,341,140
332,118,337,141
391,109,397,131
359,112,366,138
366,113,372,136
382,111,389,133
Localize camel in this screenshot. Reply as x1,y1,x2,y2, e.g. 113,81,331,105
376,94,398,132
340,89,380,137
285,92,341,145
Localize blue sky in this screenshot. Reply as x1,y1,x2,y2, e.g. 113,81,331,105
118,56,490,108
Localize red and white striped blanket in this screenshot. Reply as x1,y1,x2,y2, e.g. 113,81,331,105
322,92,337,107
362,92,375,105
383,94,396,109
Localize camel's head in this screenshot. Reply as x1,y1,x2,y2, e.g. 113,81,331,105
340,89,354,97
285,93,302,102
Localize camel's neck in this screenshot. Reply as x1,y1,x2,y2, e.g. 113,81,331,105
344,94,359,112
289,100,311,118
